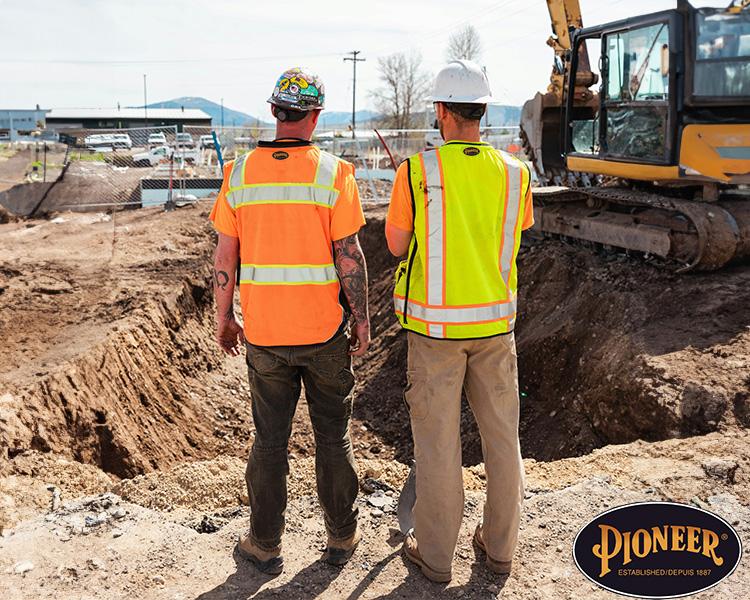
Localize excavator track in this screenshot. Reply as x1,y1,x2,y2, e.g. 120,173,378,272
531,186,750,272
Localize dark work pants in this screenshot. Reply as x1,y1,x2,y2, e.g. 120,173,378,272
245,328,359,551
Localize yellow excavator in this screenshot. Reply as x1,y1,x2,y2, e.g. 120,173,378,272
521,0,750,270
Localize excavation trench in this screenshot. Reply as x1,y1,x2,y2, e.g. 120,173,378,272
2,205,748,479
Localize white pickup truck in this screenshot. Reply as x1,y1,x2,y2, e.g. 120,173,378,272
133,145,199,167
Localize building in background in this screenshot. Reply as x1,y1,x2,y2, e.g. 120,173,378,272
45,107,211,131
0,108,49,141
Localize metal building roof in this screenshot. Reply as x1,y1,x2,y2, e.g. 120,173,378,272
46,108,211,120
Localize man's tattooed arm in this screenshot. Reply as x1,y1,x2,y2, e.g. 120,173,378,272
213,269,230,291
213,233,245,355
333,233,369,326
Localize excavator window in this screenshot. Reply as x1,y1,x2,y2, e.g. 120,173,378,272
602,22,670,162
694,9,750,97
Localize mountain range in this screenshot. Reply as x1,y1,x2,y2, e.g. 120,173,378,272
140,97,523,129
141,97,268,127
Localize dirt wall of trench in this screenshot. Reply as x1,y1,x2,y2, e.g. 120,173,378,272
354,208,750,463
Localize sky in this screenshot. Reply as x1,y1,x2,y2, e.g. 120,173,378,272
0,0,732,118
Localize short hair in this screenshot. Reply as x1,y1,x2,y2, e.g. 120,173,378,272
444,102,486,122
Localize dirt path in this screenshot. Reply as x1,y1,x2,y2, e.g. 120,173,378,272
2,431,748,599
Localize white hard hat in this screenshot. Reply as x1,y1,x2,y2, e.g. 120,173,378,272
429,59,494,104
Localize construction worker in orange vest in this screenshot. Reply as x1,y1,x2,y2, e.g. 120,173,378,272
211,67,370,575
386,60,533,583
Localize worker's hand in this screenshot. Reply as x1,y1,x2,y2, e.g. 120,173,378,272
349,321,371,357
216,316,246,356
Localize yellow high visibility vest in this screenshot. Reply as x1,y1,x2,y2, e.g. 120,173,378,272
393,141,531,339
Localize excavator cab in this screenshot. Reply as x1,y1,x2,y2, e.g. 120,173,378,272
563,1,750,188
521,0,750,271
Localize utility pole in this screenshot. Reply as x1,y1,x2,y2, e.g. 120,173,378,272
221,97,224,131
344,50,366,139
143,74,148,128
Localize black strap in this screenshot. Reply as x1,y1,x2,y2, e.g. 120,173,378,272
258,138,312,148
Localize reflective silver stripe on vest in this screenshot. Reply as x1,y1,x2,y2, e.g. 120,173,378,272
229,153,248,190
421,151,445,338
239,264,338,285
315,151,338,188
500,154,523,282
395,298,516,325
230,185,338,209
422,151,444,304
226,149,339,209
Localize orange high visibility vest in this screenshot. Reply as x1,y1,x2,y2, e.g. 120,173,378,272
220,143,354,346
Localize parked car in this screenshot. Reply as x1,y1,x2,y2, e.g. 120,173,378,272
133,145,171,167
83,133,131,150
84,133,111,149
133,145,198,167
147,132,168,148
111,133,133,149
175,132,194,148
199,134,215,149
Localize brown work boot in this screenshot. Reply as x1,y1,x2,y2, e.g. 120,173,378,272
403,532,452,583
473,524,512,575
236,531,284,576
325,525,362,566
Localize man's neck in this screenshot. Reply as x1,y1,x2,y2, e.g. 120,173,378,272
275,125,313,142
442,126,482,143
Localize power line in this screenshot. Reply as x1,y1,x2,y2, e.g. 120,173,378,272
0,52,345,66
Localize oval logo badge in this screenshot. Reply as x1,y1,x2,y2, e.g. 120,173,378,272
573,502,742,598
272,151,289,160
463,147,480,156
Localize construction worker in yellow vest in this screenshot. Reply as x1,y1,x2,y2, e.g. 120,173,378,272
386,59,534,583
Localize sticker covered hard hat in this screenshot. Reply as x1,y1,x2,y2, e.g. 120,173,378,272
268,68,325,111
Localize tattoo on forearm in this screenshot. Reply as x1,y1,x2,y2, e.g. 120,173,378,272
213,270,230,290
333,233,369,325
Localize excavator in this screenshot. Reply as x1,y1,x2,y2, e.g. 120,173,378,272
521,0,750,270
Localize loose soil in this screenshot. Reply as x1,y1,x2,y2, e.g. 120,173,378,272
1,199,748,598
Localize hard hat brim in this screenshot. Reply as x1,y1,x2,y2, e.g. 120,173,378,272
267,97,323,111
428,94,498,104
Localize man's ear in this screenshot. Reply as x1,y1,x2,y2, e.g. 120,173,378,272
310,110,321,127
435,102,448,125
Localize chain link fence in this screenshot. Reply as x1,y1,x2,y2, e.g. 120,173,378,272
2,125,526,214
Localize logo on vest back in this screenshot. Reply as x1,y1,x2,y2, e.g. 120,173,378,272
463,147,480,156
272,151,289,160
573,501,742,598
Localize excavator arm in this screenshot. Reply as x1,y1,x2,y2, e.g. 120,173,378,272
520,0,599,183
727,0,750,14
544,0,597,101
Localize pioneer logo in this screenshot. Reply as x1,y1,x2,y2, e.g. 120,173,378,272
272,151,289,160
574,502,742,598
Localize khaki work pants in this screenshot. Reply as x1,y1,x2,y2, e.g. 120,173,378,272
405,332,525,573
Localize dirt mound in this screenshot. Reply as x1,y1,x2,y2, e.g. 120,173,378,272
0,451,113,532
354,207,750,464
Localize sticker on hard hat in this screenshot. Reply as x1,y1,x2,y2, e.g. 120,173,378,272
272,151,289,160
463,147,480,156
